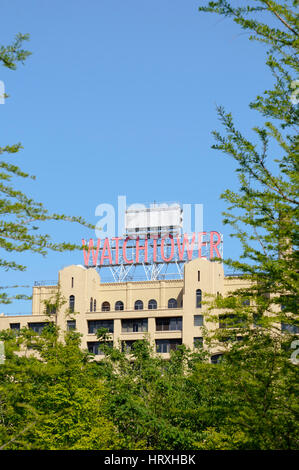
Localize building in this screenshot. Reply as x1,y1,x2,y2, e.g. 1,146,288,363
0,258,253,362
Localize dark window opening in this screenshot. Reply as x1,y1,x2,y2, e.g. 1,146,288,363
196,289,202,308
87,341,113,355
115,301,124,311
148,299,157,310
122,318,148,333
211,353,224,364
281,322,299,334
46,304,57,315
67,320,76,331
69,295,75,313
156,317,182,331
194,337,203,348
28,322,49,334
122,340,137,353
168,298,177,309
194,315,204,327
219,314,245,329
88,320,114,334
134,300,143,310
101,301,110,312
156,339,182,353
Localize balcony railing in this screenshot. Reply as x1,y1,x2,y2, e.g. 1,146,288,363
34,280,57,287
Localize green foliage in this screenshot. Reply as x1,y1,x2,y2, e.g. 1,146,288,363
0,324,298,450
198,0,298,322
0,326,122,450
0,34,31,70
93,339,208,450
85,334,299,450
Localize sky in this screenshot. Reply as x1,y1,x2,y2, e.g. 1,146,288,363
1,0,275,314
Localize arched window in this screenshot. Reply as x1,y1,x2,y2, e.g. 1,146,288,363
101,301,110,312
134,300,143,310
69,295,75,313
115,301,124,311
93,299,97,312
90,297,93,312
148,299,157,310
168,298,177,309
196,289,202,308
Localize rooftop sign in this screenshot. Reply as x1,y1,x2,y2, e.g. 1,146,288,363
82,231,222,267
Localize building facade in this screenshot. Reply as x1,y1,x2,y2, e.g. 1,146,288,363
0,258,251,360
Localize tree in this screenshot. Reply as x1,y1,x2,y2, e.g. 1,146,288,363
93,337,210,450
86,330,299,450
0,34,93,305
0,325,122,449
187,330,299,449
189,1,299,449
198,1,298,327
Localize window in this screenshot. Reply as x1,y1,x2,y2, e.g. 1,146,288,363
198,271,200,282
10,323,20,331
115,301,124,311
122,318,148,333
46,303,56,314
28,322,49,334
88,320,114,334
168,298,177,309
101,301,110,312
71,277,74,288
69,295,75,313
87,341,113,355
194,315,204,327
67,320,76,331
122,340,137,353
281,322,299,334
93,299,97,312
134,300,143,310
156,339,182,353
90,297,93,312
219,314,245,329
148,299,157,310
194,337,203,348
242,299,250,306
156,317,182,331
196,289,202,308
211,353,224,364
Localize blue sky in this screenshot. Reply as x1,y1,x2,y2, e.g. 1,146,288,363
1,0,274,313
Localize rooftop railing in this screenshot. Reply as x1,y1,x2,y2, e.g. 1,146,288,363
34,280,57,287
